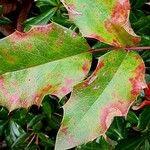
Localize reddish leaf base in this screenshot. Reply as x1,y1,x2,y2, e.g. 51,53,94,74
132,100,150,110
133,83,150,110
145,83,150,97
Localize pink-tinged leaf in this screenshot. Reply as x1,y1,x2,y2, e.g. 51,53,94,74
0,23,92,111
55,50,146,150
61,0,140,47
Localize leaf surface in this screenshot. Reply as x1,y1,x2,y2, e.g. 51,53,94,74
56,50,146,150
61,0,140,47
0,23,92,111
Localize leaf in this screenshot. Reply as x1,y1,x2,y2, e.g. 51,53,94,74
38,132,54,146
27,114,44,129
12,133,31,149
137,106,150,130
5,120,25,147
132,16,150,35
55,50,146,150
106,117,127,141
76,136,113,150
0,17,12,25
132,0,148,8
24,8,57,31
42,97,52,118
61,0,140,47
36,0,59,9
0,23,92,111
126,111,139,125
115,136,145,150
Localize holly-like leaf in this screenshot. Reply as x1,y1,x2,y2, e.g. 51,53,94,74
0,23,92,111
55,50,146,150
61,0,140,47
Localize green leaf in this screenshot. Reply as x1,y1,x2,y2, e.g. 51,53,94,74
137,106,150,130
131,0,148,9
144,139,150,150
27,114,44,129
38,132,54,146
106,117,127,141
76,136,113,150
24,8,57,31
132,16,150,35
0,106,9,119
0,120,8,136
12,109,29,126
55,50,146,150
61,0,140,47
115,136,145,150
5,120,25,147
37,0,59,8
0,23,92,111
12,133,31,149
42,97,52,118
0,17,12,25
126,111,139,125
140,35,150,46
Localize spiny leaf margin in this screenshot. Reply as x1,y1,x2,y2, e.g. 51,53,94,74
0,23,92,111
55,50,146,150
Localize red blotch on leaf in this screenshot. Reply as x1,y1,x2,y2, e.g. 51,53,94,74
9,24,53,43
60,126,68,135
43,84,52,92
82,60,91,75
112,39,121,47
60,79,74,95
72,32,77,38
111,0,130,23
95,61,104,72
100,101,128,132
88,34,105,43
132,36,141,45
129,64,146,98
33,84,52,105
27,43,33,50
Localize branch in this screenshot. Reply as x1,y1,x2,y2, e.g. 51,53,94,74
90,46,150,53
17,0,34,32
0,0,18,15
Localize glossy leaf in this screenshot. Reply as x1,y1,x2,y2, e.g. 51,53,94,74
0,17,12,25
126,111,139,125
115,136,145,150
5,120,25,147
61,0,140,47
137,106,150,130
106,117,127,141
76,136,113,150
55,50,146,150
0,23,92,111
24,8,57,31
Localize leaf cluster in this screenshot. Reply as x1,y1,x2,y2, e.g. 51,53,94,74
0,0,149,149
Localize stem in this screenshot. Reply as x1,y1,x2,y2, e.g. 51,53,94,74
0,0,18,15
125,46,150,51
17,0,34,32
90,46,150,53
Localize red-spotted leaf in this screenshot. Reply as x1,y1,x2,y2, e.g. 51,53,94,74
61,0,140,47
55,50,146,150
0,23,92,111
